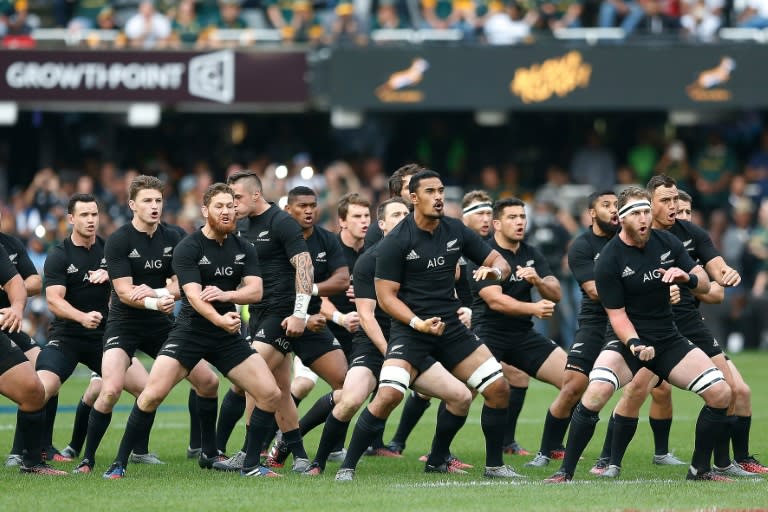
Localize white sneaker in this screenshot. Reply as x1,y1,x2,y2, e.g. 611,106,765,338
524,452,551,468
335,468,355,481
598,464,621,478
129,452,165,465
60,446,79,459
653,452,686,465
5,454,22,467
713,462,760,478
327,448,347,463
213,450,245,472
484,465,526,478
292,457,311,473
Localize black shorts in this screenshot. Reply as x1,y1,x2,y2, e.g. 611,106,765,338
9,330,37,353
674,309,723,358
0,332,27,375
480,329,559,377
160,327,255,376
35,335,102,381
348,336,384,376
250,313,342,366
602,333,698,382
103,322,170,359
387,316,480,372
328,323,355,361
566,320,608,376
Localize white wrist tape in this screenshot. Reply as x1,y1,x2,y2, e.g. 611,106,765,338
458,306,472,319
144,297,159,311
293,293,311,319
332,311,345,326
409,316,421,330
312,284,319,296
154,287,171,298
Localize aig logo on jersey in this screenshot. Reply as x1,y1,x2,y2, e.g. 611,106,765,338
427,256,445,269
215,266,234,276
145,259,163,270
643,269,662,282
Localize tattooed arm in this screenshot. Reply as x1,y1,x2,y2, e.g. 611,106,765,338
282,251,314,337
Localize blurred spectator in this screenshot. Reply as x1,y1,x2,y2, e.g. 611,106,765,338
722,197,754,272
170,0,203,48
266,0,324,43
744,129,768,204
641,0,682,33
124,0,172,48
0,0,10,37
67,0,112,31
371,0,408,29
534,164,569,205
737,0,768,28
326,0,367,45
656,139,693,192
420,0,479,39
570,128,615,190
212,0,248,28
680,0,723,42
484,0,533,44
531,0,583,31
615,164,639,185
692,130,735,217
598,0,646,36
627,127,659,184
4,0,37,36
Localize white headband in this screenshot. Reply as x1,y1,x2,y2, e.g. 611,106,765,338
463,202,492,216
618,199,651,219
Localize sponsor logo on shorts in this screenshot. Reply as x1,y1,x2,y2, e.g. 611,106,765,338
570,342,583,354
389,344,405,355
332,339,341,347
352,355,365,365
273,337,290,351
47,340,60,348
105,336,120,347
254,329,265,339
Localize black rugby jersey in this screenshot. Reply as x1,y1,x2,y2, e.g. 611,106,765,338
237,203,308,317
104,222,182,326
353,241,391,340
363,222,384,250
328,234,361,316
306,227,347,314
0,233,37,308
471,239,553,334
375,215,492,318
568,229,612,322
173,229,260,332
595,229,697,341
666,219,720,311
0,244,19,287
44,236,110,337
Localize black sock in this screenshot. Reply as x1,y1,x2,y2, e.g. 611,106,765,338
609,413,638,467
240,428,249,453
649,417,672,455
299,392,334,436
116,404,156,466
427,408,467,466
691,406,728,474
244,407,275,468
314,414,350,470
197,395,218,457
282,428,307,460
561,403,600,476
261,418,279,454
389,392,430,449
481,405,507,467
68,399,92,453
83,408,112,463
216,389,245,453
599,414,615,460
503,386,527,445
341,408,386,470
732,415,751,462
539,409,572,455
10,415,23,455
42,395,59,449
188,389,201,451
18,409,44,467
713,415,736,468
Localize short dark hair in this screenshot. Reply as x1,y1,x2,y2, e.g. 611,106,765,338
408,169,441,194
338,192,371,220
227,170,263,193
646,174,676,195
67,193,98,215
678,190,692,203
618,186,651,211
203,183,234,207
388,163,424,198
128,175,163,201
492,197,525,220
588,190,617,209
287,186,316,204
377,197,407,221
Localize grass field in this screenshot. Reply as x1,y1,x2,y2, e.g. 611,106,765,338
1,351,767,511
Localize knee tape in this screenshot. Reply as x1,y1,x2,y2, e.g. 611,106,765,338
589,366,620,391
467,357,503,393
687,367,725,395
379,366,411,395
293,356,318,384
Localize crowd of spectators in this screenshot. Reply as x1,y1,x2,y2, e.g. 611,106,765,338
4,123,768,351
2,0,768,47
